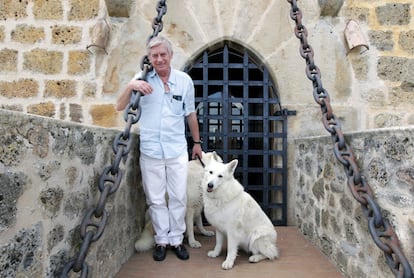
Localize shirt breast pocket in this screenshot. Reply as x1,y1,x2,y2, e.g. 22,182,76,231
171,94,184,115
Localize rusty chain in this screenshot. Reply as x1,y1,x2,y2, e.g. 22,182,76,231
60,1,167,277
287,1,413,277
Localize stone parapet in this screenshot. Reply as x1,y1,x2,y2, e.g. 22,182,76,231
0,109,144,277
291,127,414,277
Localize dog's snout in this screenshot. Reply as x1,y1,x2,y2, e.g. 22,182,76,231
207,183,213,189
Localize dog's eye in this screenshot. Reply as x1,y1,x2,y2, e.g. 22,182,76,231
209,171,213,174
218,174,223,178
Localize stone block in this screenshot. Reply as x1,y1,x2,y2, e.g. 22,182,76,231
399,30,414,52
0,172,27,228
44,80,77,98
0,224,42,277
27,102,56,118
33,0,63,20
368,30,393,52
0,26,4,42
69,103,82,122
0,79,39,98
376,4,410,26
23,49,63,74
51,25,82,45
340,7,369,23
0,0,28,20
39,187,64,217
68,50,91,75
68,0,99,21
83,81,96,98
0,48,18,72
11,24,45,44
90,104,118,127
373,113,402,128
105,0,133,17
377,56,407,82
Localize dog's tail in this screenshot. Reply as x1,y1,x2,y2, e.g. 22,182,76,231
250,230,279,259
135,211,155,252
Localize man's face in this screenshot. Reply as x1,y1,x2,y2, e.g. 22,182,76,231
149,44,172,74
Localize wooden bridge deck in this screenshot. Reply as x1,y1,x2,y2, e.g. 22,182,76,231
116,226,345,278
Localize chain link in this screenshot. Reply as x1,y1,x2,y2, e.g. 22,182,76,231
60,1,167,277
287,1,413,277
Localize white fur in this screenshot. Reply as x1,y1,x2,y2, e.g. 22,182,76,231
134,151,222,252
202,159,279,270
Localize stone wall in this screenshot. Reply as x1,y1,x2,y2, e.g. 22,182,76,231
0,0,413,135
293,128,414,277
0,109,145,277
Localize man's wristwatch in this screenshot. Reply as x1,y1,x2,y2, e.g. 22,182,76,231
193,140,202,144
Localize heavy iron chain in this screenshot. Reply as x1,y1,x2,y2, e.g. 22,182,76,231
60,1,167,277
286,1,413,277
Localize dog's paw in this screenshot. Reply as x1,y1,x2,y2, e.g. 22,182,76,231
201,230,215,237
249,254,266,263
189,240,202,248
207,250,220,258
221,260,234,270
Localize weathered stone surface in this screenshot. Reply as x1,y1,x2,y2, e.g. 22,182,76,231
104,0,134,17
90,104,119,127
0,109,142,278
23,49,63,74
319,0,344,17
11,24,45,44
51,25,82,45
0,0,28,20
0,26,4,42
0,172,27,230
33,0,63,20
368,30,394,51
0,224,43,277
0,48,18,72
69,103,83,122
39,187,64,217
0,79,39,98
376,4,411,26
293,128,414,278
68,50,91,75
44,80,77,98
68,0,99,20
27,102,56,118
399,30,414,52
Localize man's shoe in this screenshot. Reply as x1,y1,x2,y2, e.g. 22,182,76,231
172,244,189,260
153,245,167,261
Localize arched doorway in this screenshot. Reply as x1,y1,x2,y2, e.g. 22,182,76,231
185,42,294,225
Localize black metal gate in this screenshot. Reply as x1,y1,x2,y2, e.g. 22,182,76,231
185,42,294,225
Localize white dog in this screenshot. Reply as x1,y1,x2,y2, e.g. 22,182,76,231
202,159,279,269
135,151,222,252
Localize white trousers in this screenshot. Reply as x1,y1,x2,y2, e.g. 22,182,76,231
140,152,188,246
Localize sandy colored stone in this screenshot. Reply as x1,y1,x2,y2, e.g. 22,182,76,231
90,104,118,127
11,24,45,44
23,49,63,74
33,0,63,20
68,50,91,75
68,0,99,21
0,0,28,20
51,25,82,45
27,102,56,117
0,48,18,72
0,79,39,98
44,80,77,98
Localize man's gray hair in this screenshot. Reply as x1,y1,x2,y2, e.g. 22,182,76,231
147,36,173,55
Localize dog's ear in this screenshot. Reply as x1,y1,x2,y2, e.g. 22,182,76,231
212,151,223,163
227,159,238,174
